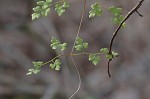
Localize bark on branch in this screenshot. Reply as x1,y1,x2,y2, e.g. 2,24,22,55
108,0,145,77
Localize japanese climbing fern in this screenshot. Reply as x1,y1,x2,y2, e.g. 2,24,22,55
27,0,145,98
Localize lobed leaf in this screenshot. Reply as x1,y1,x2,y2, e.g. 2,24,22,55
109,6,126,27
89,3,103,18
32,0,53,20
49,59,61,70
100,48,109,54
50,37,67,51
89,54,100,65
55,1,69,16
75,37,88,51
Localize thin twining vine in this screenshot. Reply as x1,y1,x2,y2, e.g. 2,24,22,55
69,1,86,98
27,0,145,98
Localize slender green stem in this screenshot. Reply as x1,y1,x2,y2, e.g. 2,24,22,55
41,54,61,66
41,51,103,66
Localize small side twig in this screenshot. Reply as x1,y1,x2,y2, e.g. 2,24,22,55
136,10,143,17
108,0,145,77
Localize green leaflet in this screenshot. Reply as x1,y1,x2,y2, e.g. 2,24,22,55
89,3,103,18
32,0,69,20
55,1,69,16
109,6,126,27
100,48,109,54
75,37,88,51
100,48,119,60
50,37,67,51
89,54,101,65
27,61,43,75
50,59,61,70
112,51,119,57
109,6,122,17
32,0,52,20
106,51,118,60
27,69,41,75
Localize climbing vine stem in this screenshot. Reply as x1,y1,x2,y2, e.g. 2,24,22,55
69,0,87,98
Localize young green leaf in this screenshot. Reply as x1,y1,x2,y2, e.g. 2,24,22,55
89,3,103,18
27,68,41,75
27,69,35,75
32,0,52,20
105,51,118,60
27,61,43,75
32,61,43,68
33,69,41,74
75,37,83,44
83,42,88,49
55,1,69,16
109,6,126,27
109,6,122,17
37,1,45,6
59,43,67,51
33,6,41,12
32,13,40,20
46,0,52,3
63,2,69,8
50,37,67,51
100,48,119,60
89,54,100,65
100,48,109,54
54,59,61,70
75,37,88,51
106,54,113,60
50,64,55,69
112,51,119,57
50,37,60,49
49,59,61,70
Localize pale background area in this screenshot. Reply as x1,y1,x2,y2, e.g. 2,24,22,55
0,0,150,99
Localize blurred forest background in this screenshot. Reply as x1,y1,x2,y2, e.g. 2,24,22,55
0,0,150,99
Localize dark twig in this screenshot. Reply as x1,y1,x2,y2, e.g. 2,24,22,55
136,10,143,17
108,0,145,77
108,59,112,77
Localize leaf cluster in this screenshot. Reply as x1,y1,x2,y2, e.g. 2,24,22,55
55,1,69,16
100,48,119,60
89,3,103,18
27,37,119,75
50,59,61,70
50,37,67,51
89,54,100,65
32,0,52,20
75,37,88,51
32,0,69,20
88,48,118,66
109,6,126,27
27,61,43,75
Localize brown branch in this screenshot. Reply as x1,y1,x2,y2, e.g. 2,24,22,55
108,0,145,77
136,10,143,17
108,59,112,77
